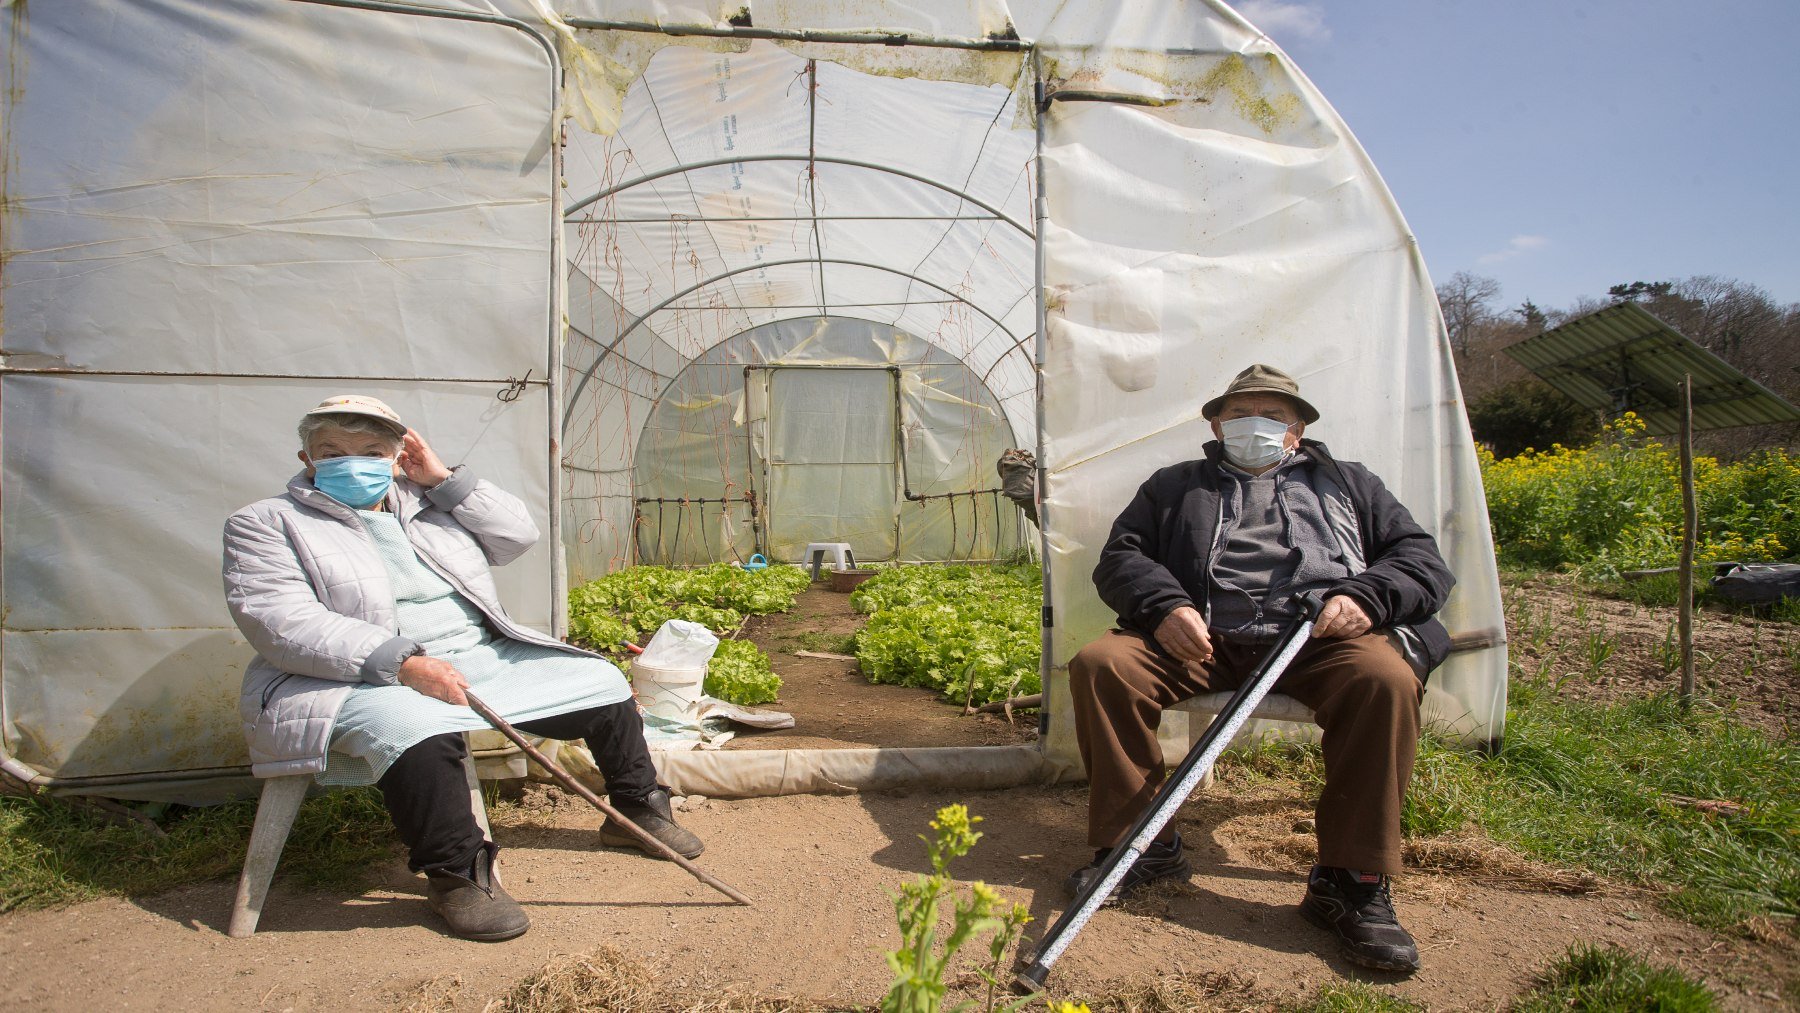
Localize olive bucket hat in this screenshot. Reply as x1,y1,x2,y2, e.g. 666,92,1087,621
1201,364,1320,424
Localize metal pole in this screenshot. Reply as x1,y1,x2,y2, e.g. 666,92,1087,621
547,59,567,637
1016,603,1321,992
1031,50,1054,737
560,16,1026,53
561,259,1026,432
806,61,827,318
565,155,1035,238
1678,375,1697,707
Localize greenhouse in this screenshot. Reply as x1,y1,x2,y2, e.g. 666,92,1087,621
0,0,1506,802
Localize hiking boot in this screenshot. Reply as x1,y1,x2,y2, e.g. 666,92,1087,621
1062,832,1191,904
425,846,529,942
598,786,705,859
1300,865,1420,972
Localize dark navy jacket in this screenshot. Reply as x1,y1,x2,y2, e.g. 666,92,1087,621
1091,439,1456,676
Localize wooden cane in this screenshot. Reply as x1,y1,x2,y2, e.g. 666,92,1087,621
462,690,752,906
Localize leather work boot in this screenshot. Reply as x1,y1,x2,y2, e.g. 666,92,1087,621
425,846,529,942
1300,865,1421,972
1062,832,1192,904
598,787,705,859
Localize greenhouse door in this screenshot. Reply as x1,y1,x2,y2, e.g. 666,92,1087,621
760,367,899,562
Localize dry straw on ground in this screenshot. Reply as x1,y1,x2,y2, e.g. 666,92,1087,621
401,946,827,1013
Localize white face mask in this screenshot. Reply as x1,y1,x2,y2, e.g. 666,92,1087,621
1219,416,1293,469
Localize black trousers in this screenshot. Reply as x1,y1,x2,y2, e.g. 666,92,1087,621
375,698,657,874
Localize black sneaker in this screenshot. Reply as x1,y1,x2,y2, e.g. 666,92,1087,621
598,786,705,859
1062,833,1192,904
1300,865,1420,972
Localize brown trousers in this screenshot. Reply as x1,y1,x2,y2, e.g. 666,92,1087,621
1069,629,1423,874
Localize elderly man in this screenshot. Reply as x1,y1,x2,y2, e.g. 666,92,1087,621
1066,364,1454,973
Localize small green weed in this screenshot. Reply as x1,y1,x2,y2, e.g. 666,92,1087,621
881,805,1033,1013
1512,943,1717,1011
1652,625,1680,673
1580,626,1617,680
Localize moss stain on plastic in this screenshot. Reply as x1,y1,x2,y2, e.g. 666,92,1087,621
53,685,248,774
1200,53,1300,134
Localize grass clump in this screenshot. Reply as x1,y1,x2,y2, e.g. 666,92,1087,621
1512,943,1717,1012
851,565,1042,706
0,787,395,912
422,945,820,1013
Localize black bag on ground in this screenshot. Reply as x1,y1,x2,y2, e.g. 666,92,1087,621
1710,563,1800,604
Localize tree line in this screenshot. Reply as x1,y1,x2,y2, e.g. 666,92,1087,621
1438,272,1799,458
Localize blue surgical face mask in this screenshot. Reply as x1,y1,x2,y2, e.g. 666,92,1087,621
308,455,394,509
1219,416,1294,470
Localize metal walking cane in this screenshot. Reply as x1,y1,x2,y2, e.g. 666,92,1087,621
1014,595,1323,993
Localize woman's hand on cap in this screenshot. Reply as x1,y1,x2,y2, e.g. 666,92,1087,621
398,654,470,706
396,428,453,488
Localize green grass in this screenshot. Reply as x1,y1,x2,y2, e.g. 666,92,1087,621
1404,681,1798,930
1512,944,1718,1011
0,788,397,912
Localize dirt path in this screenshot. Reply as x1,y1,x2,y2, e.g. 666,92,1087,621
2,781,1794,1012
2,583,1794,1011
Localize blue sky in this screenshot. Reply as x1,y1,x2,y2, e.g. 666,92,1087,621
1240,0,1800,313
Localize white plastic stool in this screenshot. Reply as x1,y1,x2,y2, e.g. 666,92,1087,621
803,542,857,580
227,751,491,938
1173,692,1316,726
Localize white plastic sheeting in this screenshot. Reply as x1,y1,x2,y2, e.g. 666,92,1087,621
2,0,561,787
623,317,1020,567
2,0,1506,800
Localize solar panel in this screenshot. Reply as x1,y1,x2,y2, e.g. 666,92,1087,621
1502,301,1800,435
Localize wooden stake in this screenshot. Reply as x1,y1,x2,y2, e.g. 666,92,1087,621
1678,376,1697,708
462,691,752,906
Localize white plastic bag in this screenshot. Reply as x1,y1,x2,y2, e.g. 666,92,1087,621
638,619,721,668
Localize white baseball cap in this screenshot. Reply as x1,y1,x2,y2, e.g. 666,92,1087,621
302,394,407,437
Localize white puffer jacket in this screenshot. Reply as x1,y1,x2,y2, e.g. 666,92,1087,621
223,467,594,777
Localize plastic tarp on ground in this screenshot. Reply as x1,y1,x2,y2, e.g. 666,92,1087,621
2,0,1506,801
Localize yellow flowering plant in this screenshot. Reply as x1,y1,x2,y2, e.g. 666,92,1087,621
1481,414,1797,584
880,805,1035,1013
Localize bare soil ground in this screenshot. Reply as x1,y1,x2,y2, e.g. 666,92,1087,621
1,581,1794,1012
1502,573,1798,736
726,587,1037,751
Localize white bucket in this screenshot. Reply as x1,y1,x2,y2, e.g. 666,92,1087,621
632,660,707,721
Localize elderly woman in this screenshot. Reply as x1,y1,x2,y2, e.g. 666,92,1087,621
224,395,699,942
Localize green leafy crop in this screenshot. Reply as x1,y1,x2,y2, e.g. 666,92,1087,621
851,565,1041,706
703,637,781,706
567,563,809,650
568,563,807,705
